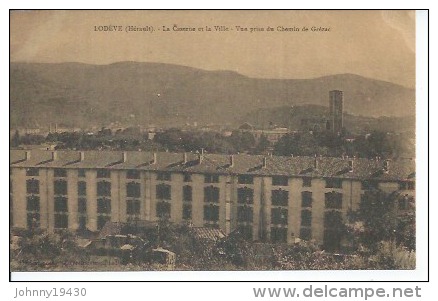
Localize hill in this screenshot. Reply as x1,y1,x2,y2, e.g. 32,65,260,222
10,62,415,128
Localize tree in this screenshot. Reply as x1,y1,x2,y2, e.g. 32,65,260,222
255,134,270,154
274,132,323,156
346,189,415,253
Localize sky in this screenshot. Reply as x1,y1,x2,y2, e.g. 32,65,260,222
10,10,415,88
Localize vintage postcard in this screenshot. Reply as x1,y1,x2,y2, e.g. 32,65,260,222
9,10,422,279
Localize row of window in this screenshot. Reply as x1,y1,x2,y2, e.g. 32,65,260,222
25,179,341,209
23,167,416,192
24,201,343,239
23,168,354,188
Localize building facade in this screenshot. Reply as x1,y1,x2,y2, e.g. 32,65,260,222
10,150,415,248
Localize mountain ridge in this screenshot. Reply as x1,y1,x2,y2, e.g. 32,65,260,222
10,62,415,128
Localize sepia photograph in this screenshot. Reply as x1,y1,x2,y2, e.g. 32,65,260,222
9,10,419,276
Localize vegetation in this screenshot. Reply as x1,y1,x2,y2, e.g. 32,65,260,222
12,126,409,159
273,130,406,159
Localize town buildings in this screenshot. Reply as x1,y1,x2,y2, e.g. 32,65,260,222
10,149,415,250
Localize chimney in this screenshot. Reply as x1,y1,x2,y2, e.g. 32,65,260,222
51,151,58,161
229,155,234,167
313,155,318,170
79,151,85,161
152,152,157,164
183,152,188,164
25,151,31,160
262,157,267,168
122,151,127,163
348,159,354,172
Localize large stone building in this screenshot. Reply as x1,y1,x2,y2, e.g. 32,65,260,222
10,150,415,249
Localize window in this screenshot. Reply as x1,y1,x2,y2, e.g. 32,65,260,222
127,199,140,215
78,169,86,178
27,195,40,229
183,185,192,202
156,201,171,218
126,182,141,198
27,213,40,229
78,181,87,196
204,186,220,203
237,205,253,223
26,168,39,177
54,214,68,229
97,216,111,230
183,204,192,220
54,168,67,178
302,177,312,187
204,204,219,221
127,170,140,179
362,180,379,190
325,192,343,209
324,210,343,228
324,229,342,252
237,225,253,240
238,187,254,204
97,198,111,214
183,173,192,182
78,198,87,214
204,174,219,183
26,179,39,194
272,176,288,186
54,196,68,212
301,210,312,227
156,184,171,200
78,216,87,230
54,179,68,195
271,227,287,243
301,191,312,208
300,227,312,241
97,169,111,178
97,181,111,197
157,172,171,181
272,189,288,206
325,178,342,188
271,207,288,225
238,175,254,184
26,195,40,211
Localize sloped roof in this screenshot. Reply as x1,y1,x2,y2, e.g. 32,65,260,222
10,149,415,181
191,227,226,240
98,221,124,238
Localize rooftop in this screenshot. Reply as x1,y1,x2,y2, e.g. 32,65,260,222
10,149,415,181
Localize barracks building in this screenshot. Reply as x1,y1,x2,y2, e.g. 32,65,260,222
9,150,415,249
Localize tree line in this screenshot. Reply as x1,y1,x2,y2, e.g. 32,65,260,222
11,127,409,159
